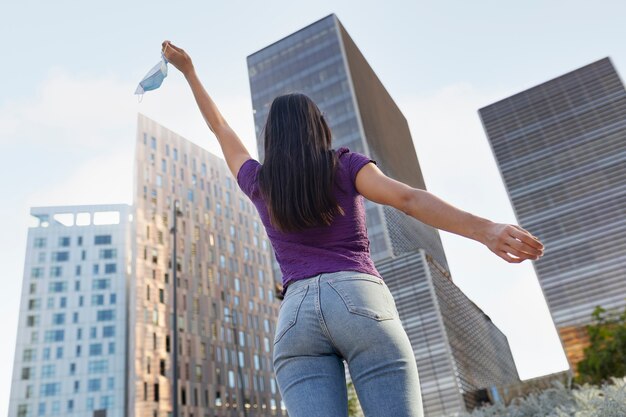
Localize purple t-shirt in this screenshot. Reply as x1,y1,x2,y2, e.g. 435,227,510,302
236,147,383,296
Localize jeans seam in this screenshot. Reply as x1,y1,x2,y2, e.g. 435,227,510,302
274,286,308,345
315,276,343,357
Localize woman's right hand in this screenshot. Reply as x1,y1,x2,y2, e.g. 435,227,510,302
162,40,194,76
483,222,544,263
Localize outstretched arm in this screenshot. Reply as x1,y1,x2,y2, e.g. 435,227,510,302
355,162,544,263
161,40,252,178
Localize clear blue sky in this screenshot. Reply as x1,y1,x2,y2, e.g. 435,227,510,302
2,1,625,413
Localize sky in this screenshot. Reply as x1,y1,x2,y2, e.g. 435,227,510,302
2,0,625,413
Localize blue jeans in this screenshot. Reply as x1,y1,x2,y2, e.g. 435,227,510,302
273,271,424,417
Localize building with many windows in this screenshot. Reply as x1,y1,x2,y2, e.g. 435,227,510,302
8,204,131,417
130,114,283,417
479,57,626,372
247,13,520,416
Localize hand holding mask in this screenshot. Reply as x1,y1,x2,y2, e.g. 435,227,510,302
135,52,168,96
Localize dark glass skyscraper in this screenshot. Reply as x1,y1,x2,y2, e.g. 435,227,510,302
248,14,519,416
479,58,626,373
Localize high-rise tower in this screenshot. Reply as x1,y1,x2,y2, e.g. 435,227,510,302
130,114,284,416
8,204,132,417
479,58,626,372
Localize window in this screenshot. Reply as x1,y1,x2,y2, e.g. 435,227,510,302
103,325,115,338
75,265,81,276
52,313,65,325
92,279,110,290
228,370,235,388
104,263,117,274
94,235,112,245
97,309,115,321
77,236,83,246
41,382,61,397
101,395,114,409
41,364,55,378
26,315,39,327
99,249,117,259
51,251,69,262
31,267,44,279
34,237,46,248
150,136,156,149
87,359,108,374
49,282,67,293
50,266,63,278
59,237,70,247
93,264,99,275
89,343,102,356
21,367,32,380
110,293,116,304
23,349,36,362
88,378,101,392
91,294,104,306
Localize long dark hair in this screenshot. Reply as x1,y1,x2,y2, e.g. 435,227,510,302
258,93,345,233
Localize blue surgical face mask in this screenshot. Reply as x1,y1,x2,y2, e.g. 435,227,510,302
135,52,168,96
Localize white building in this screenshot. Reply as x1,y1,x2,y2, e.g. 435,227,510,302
9,204,132,417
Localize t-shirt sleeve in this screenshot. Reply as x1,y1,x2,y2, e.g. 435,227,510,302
236,158,261,198
348,151,377,186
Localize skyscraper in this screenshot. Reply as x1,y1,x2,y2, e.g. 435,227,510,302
479,57,626,372
8,204,132,417
131,114,283,417
247,14,519,416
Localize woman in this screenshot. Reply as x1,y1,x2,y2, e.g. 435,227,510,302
162,40,544,417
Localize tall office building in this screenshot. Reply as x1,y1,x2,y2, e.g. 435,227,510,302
131,114,283,417
479,58,626,372
247,14,519,416
8,204,132,417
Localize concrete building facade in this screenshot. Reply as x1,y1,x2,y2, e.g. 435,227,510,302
130,114,284,417
8,204,132,417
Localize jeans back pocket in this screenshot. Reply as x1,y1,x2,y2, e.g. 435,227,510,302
274,285,309,345
328,274,397,321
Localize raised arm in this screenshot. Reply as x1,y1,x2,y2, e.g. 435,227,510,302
161,40,252,178
354,162,544,263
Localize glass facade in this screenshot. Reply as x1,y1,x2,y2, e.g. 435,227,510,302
247,14,519,416
131,114,282,416
9,204,131,417
479,57,626,372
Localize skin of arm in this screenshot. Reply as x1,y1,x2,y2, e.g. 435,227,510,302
161,41,252,179
354,162,545,264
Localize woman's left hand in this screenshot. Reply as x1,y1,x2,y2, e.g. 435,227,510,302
482,222,545,263
162,40,194,76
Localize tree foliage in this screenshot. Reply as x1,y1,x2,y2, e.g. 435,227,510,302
347,380,361,417
576,305,626,385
